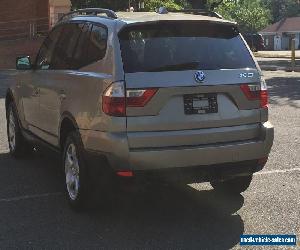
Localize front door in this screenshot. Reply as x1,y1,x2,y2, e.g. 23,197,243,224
18,71,40,128
37,23,90,145
274,36,281,50
31,25,63,142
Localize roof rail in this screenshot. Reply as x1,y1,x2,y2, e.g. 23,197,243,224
164,8,223,19
59,8,118,22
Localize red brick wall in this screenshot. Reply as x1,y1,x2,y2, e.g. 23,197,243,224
0,38,44,69
0,0,49,40
0,0,48,22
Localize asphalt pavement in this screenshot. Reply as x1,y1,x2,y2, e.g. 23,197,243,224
0,70,299,249
256,57,300,72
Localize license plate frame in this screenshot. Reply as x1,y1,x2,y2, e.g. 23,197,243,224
184,93,218,115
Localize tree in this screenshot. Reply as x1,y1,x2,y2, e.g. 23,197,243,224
209,0,270,33
70,0,189,11
188,0,207,8
262,0,300,22
70,0,272,34
70,0,127,10
143,0,182,11
70,0,224,11
235,1,270,33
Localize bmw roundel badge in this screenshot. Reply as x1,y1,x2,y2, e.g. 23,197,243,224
194,71,206,83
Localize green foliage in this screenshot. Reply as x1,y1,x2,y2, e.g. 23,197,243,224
70,0,298,33
70,0,186,11
70,0,130,10
144,0,182,11
262,0,300,22
235,1,270,33
208,0,271,33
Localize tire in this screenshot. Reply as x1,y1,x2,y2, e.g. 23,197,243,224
210,175,253,194
62,131,90,211
6,102,32,158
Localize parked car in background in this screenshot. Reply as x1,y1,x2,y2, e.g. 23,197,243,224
6,8,274,211
244,34,265,52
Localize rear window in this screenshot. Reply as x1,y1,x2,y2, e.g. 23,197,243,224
119,22,256,73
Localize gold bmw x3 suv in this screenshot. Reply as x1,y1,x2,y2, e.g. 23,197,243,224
6,8,274,210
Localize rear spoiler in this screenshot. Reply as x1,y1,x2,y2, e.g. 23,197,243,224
119,19,238,35
166,8,223,19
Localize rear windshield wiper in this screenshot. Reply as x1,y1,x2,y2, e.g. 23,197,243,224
147,62,200,72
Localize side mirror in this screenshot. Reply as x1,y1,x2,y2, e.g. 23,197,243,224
16,56,32,70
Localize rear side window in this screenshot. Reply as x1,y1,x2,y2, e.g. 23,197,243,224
87,25,108,63
119,22,256,73
72,23,91,69
71,24,108,69
51,23,82,70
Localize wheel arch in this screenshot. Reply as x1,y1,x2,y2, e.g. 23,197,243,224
5,89,23,128
59,112,79,149
5,89,15,114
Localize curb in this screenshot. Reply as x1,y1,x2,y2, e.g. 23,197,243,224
260,65,300,72
254,53,300,59
255,56,300,60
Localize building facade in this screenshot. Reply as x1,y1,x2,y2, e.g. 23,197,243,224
260,17,300,51
49,0,72,28
0,0,71,41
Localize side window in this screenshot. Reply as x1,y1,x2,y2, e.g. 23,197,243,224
72,23,91,69
51,23,82,70
71,24,108,69
36,26,63,70
40,23,108,70
87,25,108,63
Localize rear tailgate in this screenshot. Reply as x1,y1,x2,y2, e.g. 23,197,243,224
119,21,263,149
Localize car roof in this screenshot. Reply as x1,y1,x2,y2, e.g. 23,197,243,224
116,12,234,25
62,11,236,29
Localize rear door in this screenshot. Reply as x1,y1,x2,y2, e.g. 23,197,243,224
119,22,264,149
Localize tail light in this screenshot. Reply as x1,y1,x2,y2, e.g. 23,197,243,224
126,88,158,107
102,81,126,116
240,79,268,108
116,171,134,177
102,81,158,116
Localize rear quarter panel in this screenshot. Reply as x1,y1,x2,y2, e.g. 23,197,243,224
59,70,126,132
60,21,126,133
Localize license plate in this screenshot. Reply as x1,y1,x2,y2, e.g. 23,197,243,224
184,94,218,115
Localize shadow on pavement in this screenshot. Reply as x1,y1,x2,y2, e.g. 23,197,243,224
266,75,300,108
90,183,245,249
257,58,300,68
0,152,64,196
0,150,245,249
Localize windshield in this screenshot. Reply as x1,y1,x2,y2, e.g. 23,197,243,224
119,22,256,73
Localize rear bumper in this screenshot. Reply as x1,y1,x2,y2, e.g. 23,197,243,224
128,121,273,170
81,121,274,174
